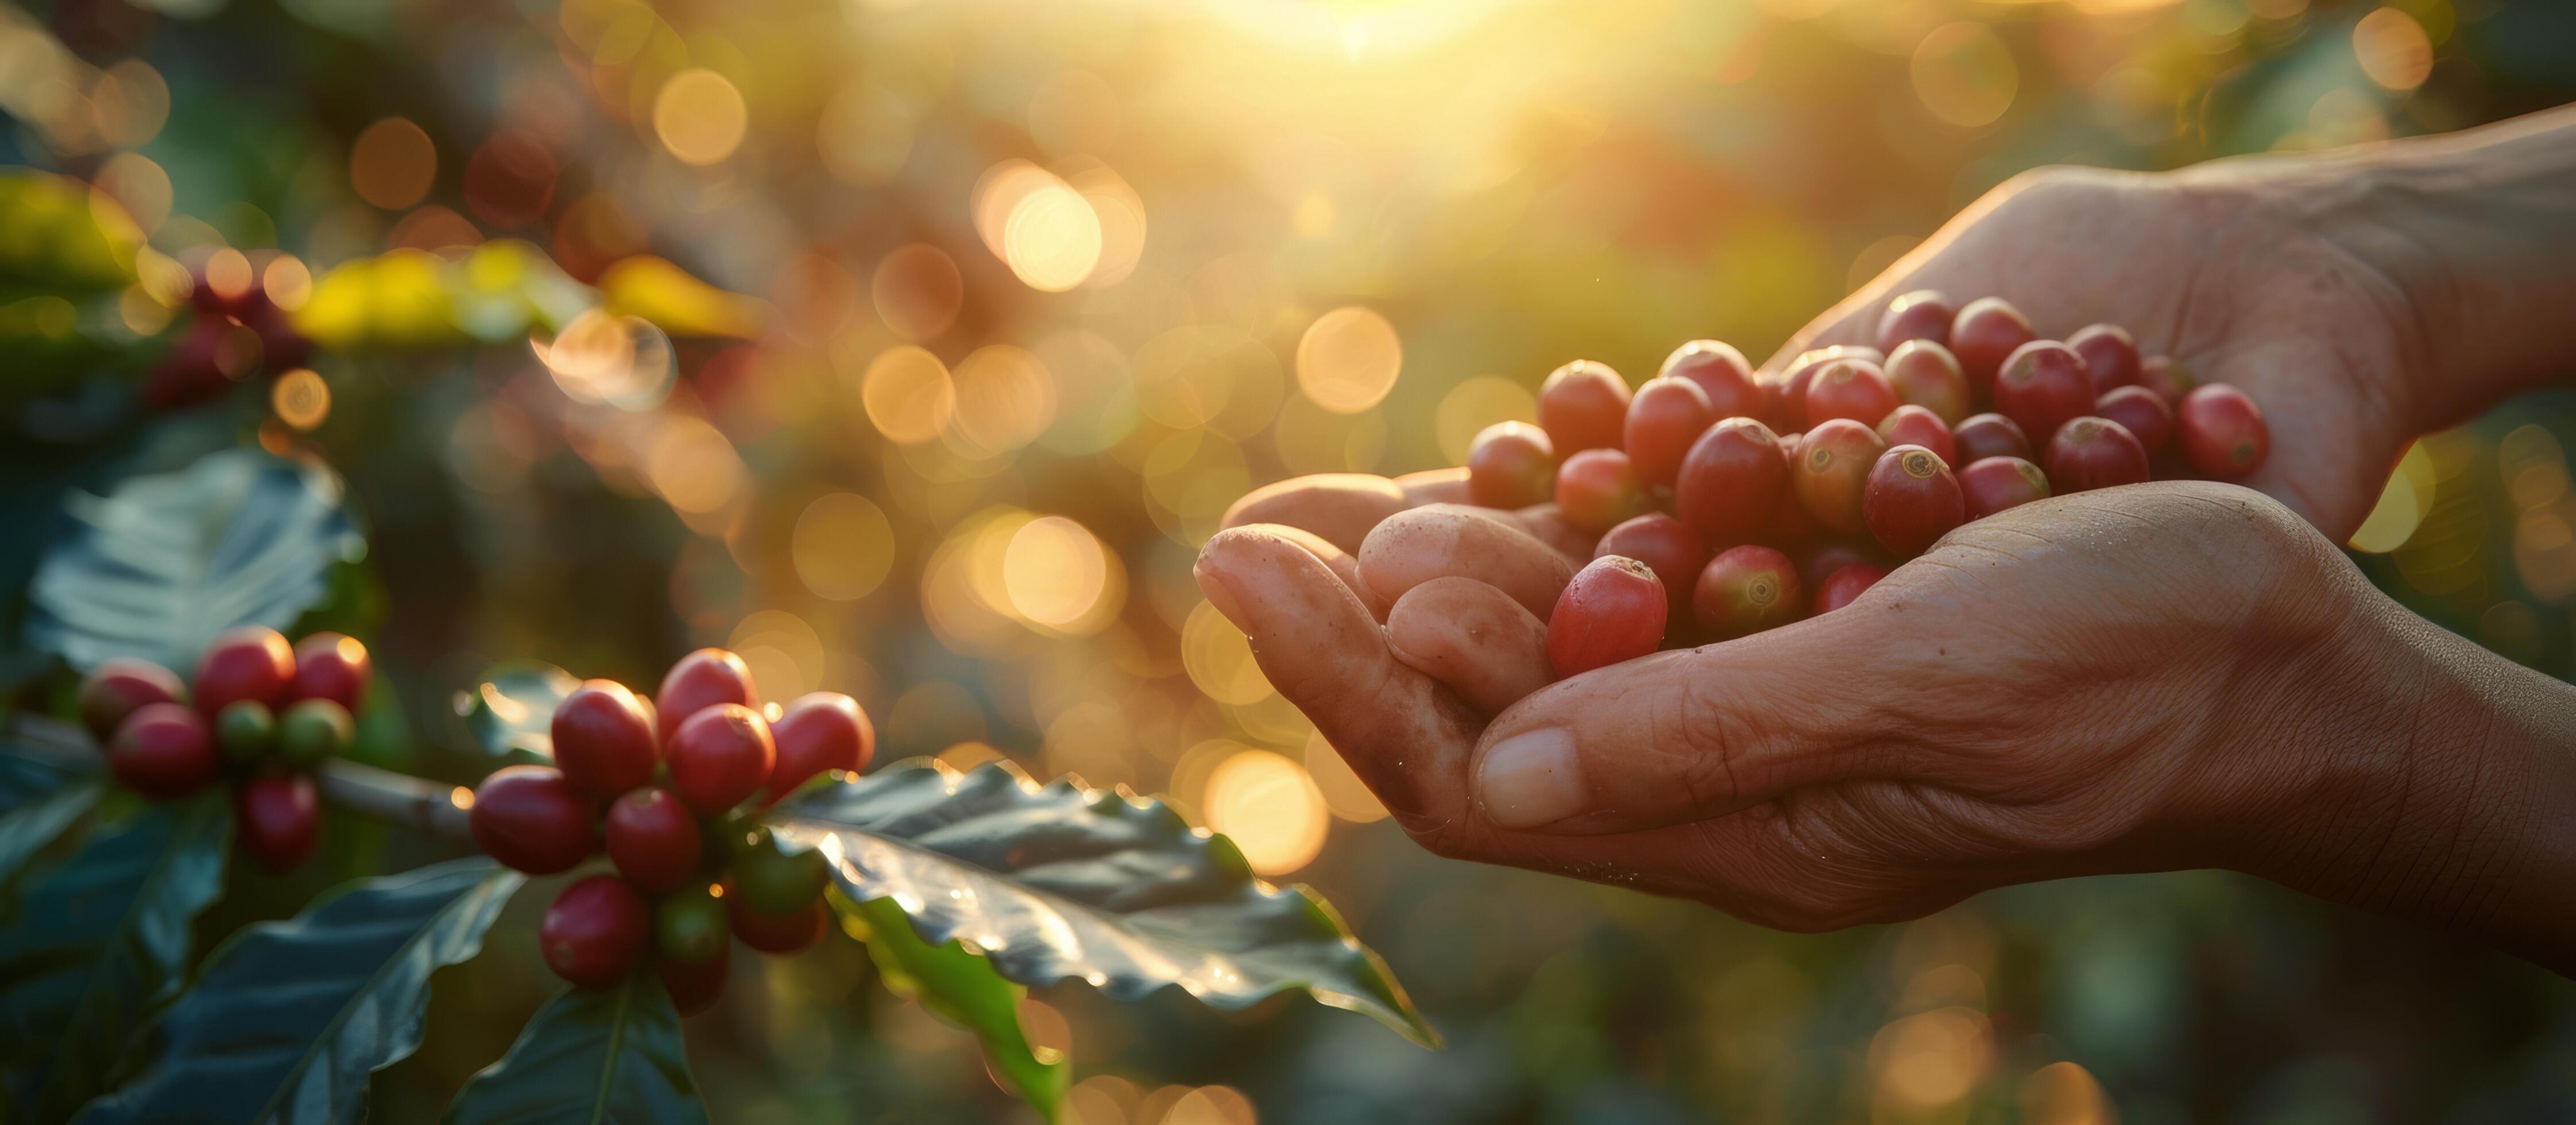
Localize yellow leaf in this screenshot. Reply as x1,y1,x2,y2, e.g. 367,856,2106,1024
597,255,767,339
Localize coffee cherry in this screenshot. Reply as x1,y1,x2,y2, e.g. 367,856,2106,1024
1959,456,2052,518
656,649,760,746
1804,359,1898,429
288,633,370,712
553,680,660,798
469,765,599,875
2093,385,2174,456
78,658,186,742
2046,416,2152,492
543,875,652,988
659,944,730,1017
667,704,776,816
1884,340,1971,425
1875,405,1957,468
109,703,220,800
1554,448,1655,533
1801,541,1892,588
2140,354,2199,406
1952,413,2032,464
2068,324,2141,392
1658,340,1762,420
215,700,277,765
1466,421,1557,509
605,788,702,895
1812,564,1890,615
1536,359,1631,456
276,699,353,770
1622,377,1715,491
1876,289,1955,353
1994,341,2094,447
1947,297,2035,397
1693,545,1803,639
1755,443,1817,552
1595,514,1708,626
195,626,295,719
1863,446,1967,556
1792,420,1886,536
2177,384,2271,479
1546,556,1666,679
655,882,730,964
1778,346,1884,433
768,692,875,800
235,774,319,874
728,892,827,956
1672,417,1786,546
731,830,831,916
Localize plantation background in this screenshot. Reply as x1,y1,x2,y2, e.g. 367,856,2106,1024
6,0,2575,1120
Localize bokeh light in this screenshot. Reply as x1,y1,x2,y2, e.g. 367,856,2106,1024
351,117,436,210
1181,601,1271,706
792,492,896,601
1911,22,2018,127
653,69,749,166
271,368,330,431
1001,515,1119,633
861,345,957,444
2354,8,2435,92
1294,306,1404,414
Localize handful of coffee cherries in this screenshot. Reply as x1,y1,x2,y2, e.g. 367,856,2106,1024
1467,292,2272,678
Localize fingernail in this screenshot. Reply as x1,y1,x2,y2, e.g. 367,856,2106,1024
1475,728,1585,829
1193,556,1249,627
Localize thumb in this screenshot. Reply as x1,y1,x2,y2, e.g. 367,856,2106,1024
1468,608,1896,835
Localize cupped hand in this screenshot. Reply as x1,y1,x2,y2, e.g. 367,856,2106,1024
1198,482,2423,929
1781,164,2430,541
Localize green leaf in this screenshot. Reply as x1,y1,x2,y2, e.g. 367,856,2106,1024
452,661,580,763
0,795,230,1119
0,781,102,907
442,975,709,1125
75,858,523,1125
24,448,365,674
843,894,1069,1121
774,759,1437,1048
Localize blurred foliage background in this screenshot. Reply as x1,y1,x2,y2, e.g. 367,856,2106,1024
5,0,2575,1120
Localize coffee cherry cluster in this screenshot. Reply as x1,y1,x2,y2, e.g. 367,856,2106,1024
1466,293,2271,677
140,263,314,410
467,649,875,1014
76,627,370,872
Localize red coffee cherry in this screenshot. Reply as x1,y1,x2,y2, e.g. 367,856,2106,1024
656,649,760,745
1755,449,1817,552
1535,359,1631,456
768,692,875,800
1875,405,1957,468
1777,346,1883,433
79,658,186,742
1658,340,1762,420
1553,448,1655,533
667,704,776,816
195,626,295,719
728,891,827,956
1791,420,1887,536
1803,359,1899,429
1812,564,1891,615
553,680,660,797
1959,456,2053,519
606,787,703,895
1952,413,2032,464
235,774,319,874
1673,417,1786,546
1801,541,1892,588
2093,385,2175,456
1595,514,1709,626
2046,416,2152,492
2141,355,2199,406
1546,556,1666,680
1465,421,1557,509
1994,341,2095,447
1876,289,1955,354
1863,446,1967,556
288,633,371,712
659,944,730,1017
109,703,220,800
543,875,652,988
1693,545,1804,639
2177,384,2271,479
1885,340,1971,425
1622,377,1715,490
1947,297,2035,397
2068,324,2141,392
469,765,600,875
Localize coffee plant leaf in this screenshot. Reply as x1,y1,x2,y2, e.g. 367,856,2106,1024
454,661,580,764
773,758,1437,1048
442,973,707,1125
843,893,1069,1121
76,858,523,1125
